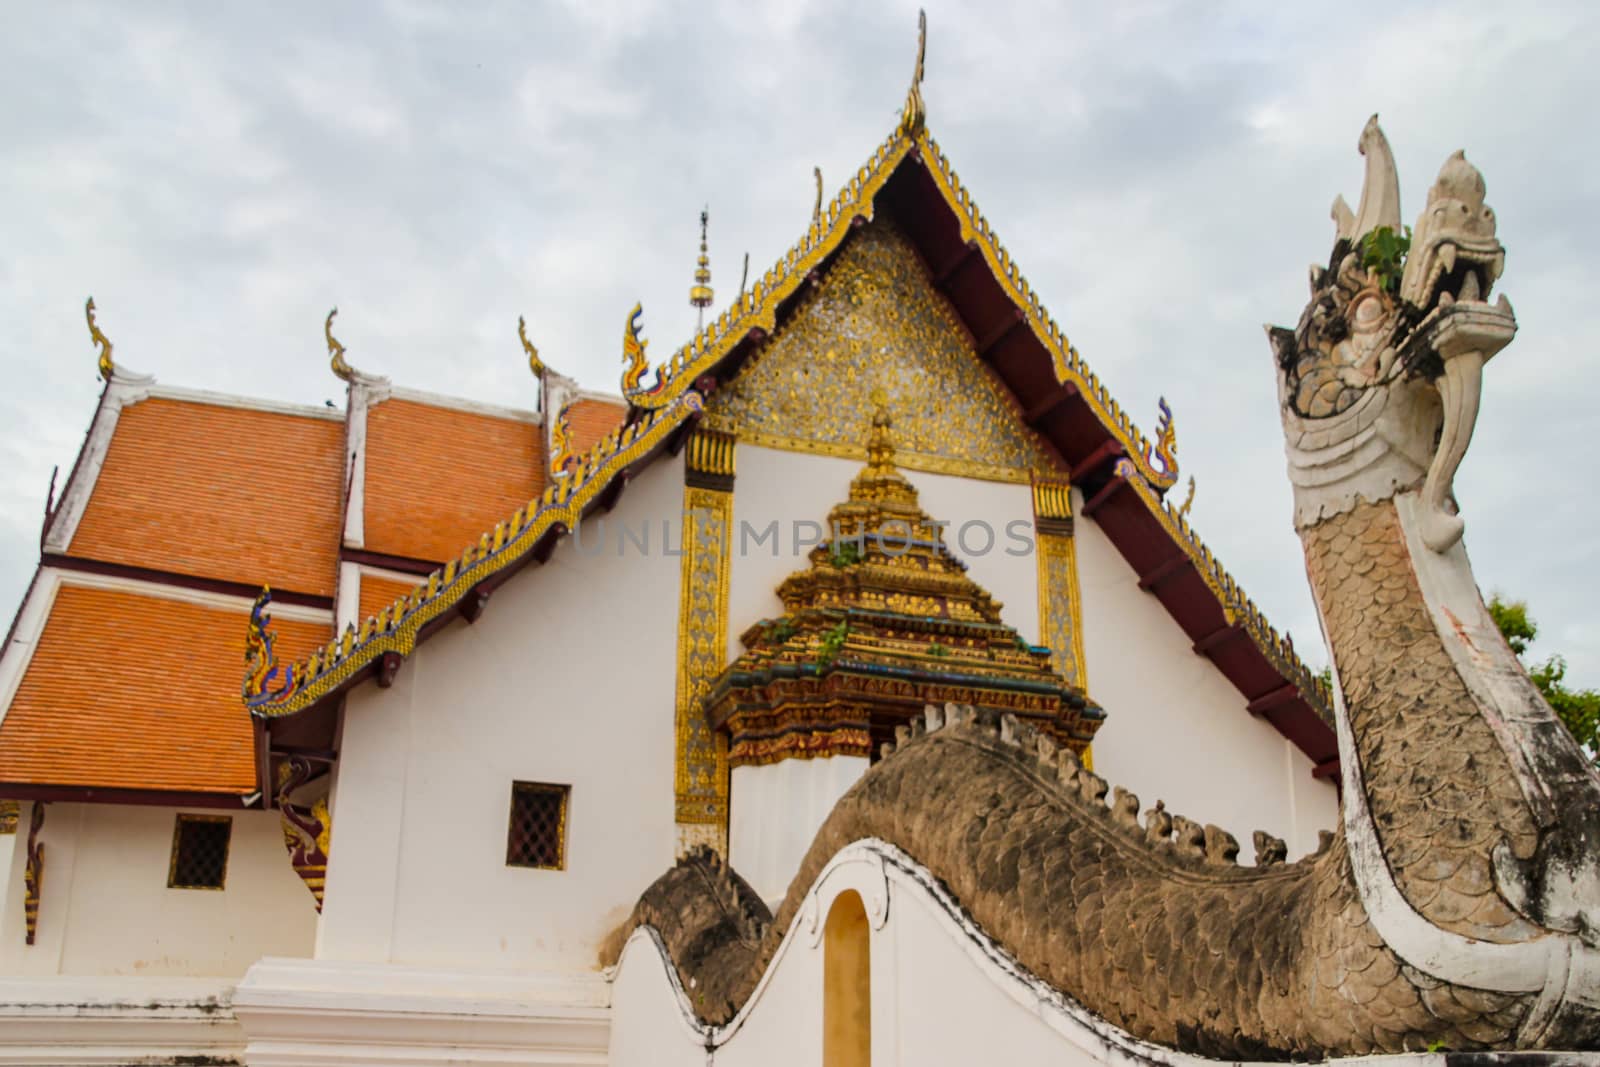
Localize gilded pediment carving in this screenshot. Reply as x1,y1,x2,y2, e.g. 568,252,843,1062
703,221,1057,484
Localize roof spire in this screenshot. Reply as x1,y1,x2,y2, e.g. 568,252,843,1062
813,166,824,223
899,10,927,138
689,207,714,332
85,296,115,381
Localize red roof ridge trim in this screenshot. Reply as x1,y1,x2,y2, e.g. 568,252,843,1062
245,389,705,716
382,385,544,425
142,384,345,423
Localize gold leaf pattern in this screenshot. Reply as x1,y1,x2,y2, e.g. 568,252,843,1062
704,221,1055,484
674,485,732,845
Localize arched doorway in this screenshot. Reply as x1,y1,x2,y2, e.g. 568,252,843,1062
823,889,870,1066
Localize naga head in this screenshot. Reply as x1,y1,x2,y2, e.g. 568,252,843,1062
1270,117,1516,551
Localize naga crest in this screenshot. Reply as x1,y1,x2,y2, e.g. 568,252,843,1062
620,303,651,395
243,586,297,704
548,401,575,480
1269,115,1516,551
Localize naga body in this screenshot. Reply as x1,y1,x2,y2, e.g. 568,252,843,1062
611,118,1600,1058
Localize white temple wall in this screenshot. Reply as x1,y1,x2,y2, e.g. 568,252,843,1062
609,847,1138,1067
1073,490,1337,857
318,452,685,973
729,755,867,903
607,941,706,1067
0,801,315,977
885,877,1098,1066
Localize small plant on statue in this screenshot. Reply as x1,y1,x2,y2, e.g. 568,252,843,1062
829,541,862,568
766,619,797,644
814,621,850,669
1358,225,1412,295
928,643,949,658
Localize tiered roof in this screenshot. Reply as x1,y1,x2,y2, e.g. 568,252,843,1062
0,339,625,803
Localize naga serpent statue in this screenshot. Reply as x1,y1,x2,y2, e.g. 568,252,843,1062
610,118,1600,1058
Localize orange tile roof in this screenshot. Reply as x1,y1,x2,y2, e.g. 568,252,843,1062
69,398,345,597
0,584,329,793
363,398,545,564
358,574,422,624
569,397,627,456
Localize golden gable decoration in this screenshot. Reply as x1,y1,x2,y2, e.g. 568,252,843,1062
703,221,1057,485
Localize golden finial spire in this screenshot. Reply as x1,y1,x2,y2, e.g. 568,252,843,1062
518,315,547,377
85,296,115,381
738,252,750,298
850,388,918,507
899,10,927,138
689,207,714,332
813,166,823,223
326,308,355,382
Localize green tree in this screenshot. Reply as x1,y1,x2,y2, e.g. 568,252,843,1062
1488,595,1599,764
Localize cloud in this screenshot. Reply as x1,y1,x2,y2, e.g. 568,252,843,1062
0,0,1594,691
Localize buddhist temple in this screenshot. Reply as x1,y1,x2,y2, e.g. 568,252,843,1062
0,15,1596,1067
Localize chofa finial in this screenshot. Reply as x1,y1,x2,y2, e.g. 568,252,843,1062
85,297,115,381
518,315,546,378
813,167,824,223
621,303,650,395
899,10,927,138
326,308,356,382
1146,398,1178,479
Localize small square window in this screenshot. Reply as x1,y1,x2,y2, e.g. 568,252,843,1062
506,782,568,870
168,814,232,890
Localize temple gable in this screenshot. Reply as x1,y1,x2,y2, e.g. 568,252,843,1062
705,221,1057,485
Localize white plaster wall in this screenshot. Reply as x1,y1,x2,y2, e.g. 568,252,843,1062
0,802,316,977
711,925,824,1067
606,940,706,1067
1074,490,1337,857
730,755,867,903
886,879,1098,1067
318,453,685,972
609,853,1113,1067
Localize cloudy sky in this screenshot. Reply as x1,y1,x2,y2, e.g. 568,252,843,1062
2,1,1595,688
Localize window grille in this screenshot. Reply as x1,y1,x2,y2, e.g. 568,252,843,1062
506,782,568,870
168,814,232,889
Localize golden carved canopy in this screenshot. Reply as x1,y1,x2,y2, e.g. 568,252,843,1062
703,221,1058,484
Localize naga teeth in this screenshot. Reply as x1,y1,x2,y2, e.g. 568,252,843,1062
1438,290,1455,308
1438,243,1458,274
1497,293,1514,314
1459,269,1482,302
